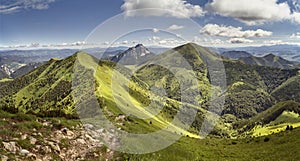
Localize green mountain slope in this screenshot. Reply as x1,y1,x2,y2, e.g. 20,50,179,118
234,101,300,136
222,60,298,118
0,55,76,118
133,43,216,104
271,74,300,102
123,127,300,160
0,43,299,139
239,54,299,69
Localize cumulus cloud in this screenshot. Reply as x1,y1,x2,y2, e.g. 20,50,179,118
205,0,298,25
176,34,182,38
148,36,161,43
152,36,161,41
228,38,253,44
152,28,159,33
2,41,91,50
121,0,205,18
122,40,129,45
290,32,300,39
200,24,272,38
158,38,186,46
291,12,300,23
102,41,110,45
263,40,284,45
0,6,21,14
192,36,225,45
167,24,184,30
0,0,55,14
56,41,87,47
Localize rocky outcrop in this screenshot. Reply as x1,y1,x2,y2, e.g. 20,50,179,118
0,120,121,161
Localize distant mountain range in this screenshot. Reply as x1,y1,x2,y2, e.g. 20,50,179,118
239,54,299,69
221,51,252,59
0,45,168,78
218,44,300,62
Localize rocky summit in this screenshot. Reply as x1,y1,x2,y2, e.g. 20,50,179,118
110,44,155,65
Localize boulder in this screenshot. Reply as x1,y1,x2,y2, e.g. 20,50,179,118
3,142,18,153
20,149,30,155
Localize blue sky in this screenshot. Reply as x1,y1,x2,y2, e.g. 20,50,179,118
1,0,300,49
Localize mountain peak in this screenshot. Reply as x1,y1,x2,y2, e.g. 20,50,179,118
110,44,154,65
264,53,277,58
135,44,145,48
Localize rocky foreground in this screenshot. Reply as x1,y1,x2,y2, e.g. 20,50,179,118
0,115,122,161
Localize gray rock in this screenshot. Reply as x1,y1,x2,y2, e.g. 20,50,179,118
20,149,30,155
42,146,52,153
29,137,37,145
76,138,86,145
21,134,27,140
48,142,60,153
3,142,18,153
27,153,36,159
83,124,94,130
96,128,105,133
61,127,69,134
61,127,74,136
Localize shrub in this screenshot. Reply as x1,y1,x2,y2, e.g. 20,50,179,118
264,137,270,142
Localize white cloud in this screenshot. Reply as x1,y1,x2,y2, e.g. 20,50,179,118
192,36,225,45
158,38,186,46
122,40,129,45
0,0,56,14
176,34,182,38
33,3,49,10
228,38,253,44
263,40,284,45
152,28,159,33
0,6,20,14
290,32,300,39
148,36,161,43
30,42,40,47
200,24,272,38
158,40,167,45
291,12,300,23
167,24,184,30
206,0,298,25
152,36,161,41
121,0,205,18
71,41,87,46
52,41,88,48
103,41,110,45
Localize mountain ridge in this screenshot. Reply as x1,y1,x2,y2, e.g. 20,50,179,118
0,43,299,139
239,53,299,69
221,51,252,59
